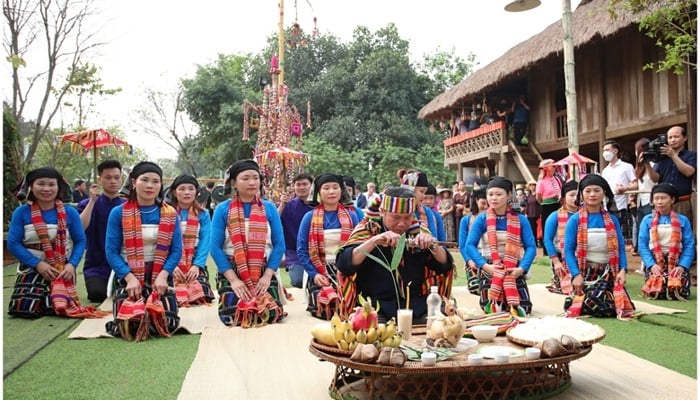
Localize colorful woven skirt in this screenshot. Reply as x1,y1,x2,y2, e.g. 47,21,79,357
305,262,340,320
8,265,54,319
478,266,532,315
563,262,621,318
216,271,285,327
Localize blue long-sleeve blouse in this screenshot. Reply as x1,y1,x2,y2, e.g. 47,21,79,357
105,204,183,280
458,214,473,263
209,199,284,274
297,208,361,280
464,211,537,272
7,204,86,268
179,209,211,269
543,210,576,257
563,212,627,278
638,212,695,270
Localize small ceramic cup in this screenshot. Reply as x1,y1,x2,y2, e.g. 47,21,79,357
468,354,484,365
421,351,437,367
494,352,510,363
525,347,541,360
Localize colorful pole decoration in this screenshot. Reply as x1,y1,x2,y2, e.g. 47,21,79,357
241,0,313,202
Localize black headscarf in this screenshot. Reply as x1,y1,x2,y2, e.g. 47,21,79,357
120,161,164,201
309,173,345,207
224,159,261,195
487,176,513,193
561,180,579,199
18,167,72,202
426,183,437,196
651,182,679,202
577,174,616,212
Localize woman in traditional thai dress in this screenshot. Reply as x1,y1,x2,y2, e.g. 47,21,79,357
535,159,562,256
437,188,455,242
210,160,286,327
563,174,635,318
167,174,215,306
465,177,536,316
542,180,579,294
105,161,183,340
297,173,361,319
638,183,695,300
458,189,488,296
7,167,101,319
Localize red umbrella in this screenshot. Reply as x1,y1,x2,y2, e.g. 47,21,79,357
553,152,598,181
57,128,131,179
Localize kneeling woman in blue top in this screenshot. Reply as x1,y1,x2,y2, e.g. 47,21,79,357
210,160,286,327
105,161,183,340
638,183,695,300
465,177,536,316
297,173,361,319
563,174,635,318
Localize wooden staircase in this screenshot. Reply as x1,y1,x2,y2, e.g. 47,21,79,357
509,140,542,183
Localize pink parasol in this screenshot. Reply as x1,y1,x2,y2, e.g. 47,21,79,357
553,152,598,181
57,128,132,179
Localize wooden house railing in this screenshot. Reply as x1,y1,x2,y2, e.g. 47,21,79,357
443,121,507,163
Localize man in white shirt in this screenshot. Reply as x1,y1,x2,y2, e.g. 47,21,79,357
363,182,381,209
601,140,637,242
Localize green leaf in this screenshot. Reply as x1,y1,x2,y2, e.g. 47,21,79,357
390,233,407,271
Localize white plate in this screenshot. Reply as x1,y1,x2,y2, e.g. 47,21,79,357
455,338,479,352
477,346,525,359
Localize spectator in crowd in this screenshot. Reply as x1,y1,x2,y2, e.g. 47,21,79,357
563,174,635,318
647,126,696,226
601,140,637,242
495,97,512,129
72,179,89,203
523,181,541,247
512,94,530,147
77,159,125,302
465,177,536,316
438,187,456,242
536,159,562,255
638,183,695,300
453,181,470,242
278,173,313,288
633,138,656,256
363,182,381,209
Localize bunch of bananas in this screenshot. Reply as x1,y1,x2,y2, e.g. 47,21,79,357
311,313,403,351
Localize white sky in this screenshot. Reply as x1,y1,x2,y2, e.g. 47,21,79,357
7,0,582,160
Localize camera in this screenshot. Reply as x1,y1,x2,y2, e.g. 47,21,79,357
641,133,668,162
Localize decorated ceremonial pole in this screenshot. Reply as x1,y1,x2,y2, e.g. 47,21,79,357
242,0,311,202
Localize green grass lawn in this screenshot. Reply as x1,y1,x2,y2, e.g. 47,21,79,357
3,252,696,399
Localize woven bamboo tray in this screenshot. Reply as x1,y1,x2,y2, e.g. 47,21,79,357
506,323,606,347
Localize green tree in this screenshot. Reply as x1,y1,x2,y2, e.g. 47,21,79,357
4,106,22,230
609,0,696,74
416,47,478,98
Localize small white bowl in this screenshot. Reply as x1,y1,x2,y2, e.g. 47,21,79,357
525,347,541,360
467,354,484,365
421,351,437,367
471,325,498,343
494,352,510,363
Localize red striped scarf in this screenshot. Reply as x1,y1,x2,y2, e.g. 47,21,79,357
307,205,353,276
643,210,683,297
226,196,267,288
175,207,205,306
485,208,521,308
575,208,619,276
32,201,107,318
650,210,682,273
576,208,634,319
119,200,177,340
556,207,573,295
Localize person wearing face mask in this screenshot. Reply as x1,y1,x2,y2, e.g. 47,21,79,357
601,140,637,243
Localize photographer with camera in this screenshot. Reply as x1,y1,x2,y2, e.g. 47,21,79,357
645,126,696,223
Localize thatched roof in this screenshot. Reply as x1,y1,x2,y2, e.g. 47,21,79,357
418,0,641,120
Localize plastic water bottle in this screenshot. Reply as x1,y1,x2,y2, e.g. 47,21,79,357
426,286,442,330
